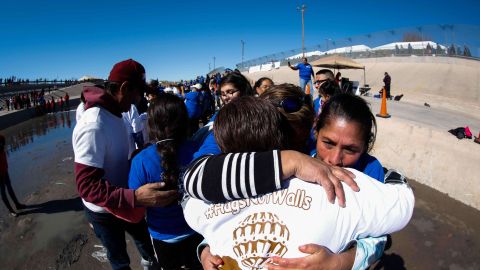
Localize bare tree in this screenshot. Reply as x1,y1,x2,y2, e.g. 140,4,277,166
403,32,423,42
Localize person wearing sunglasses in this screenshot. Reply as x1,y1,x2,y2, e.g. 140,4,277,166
313,69,335,115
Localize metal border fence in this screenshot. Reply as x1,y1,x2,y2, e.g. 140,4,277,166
236,24,480,70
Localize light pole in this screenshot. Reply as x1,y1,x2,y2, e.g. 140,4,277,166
297,4,307,57
213,57,216,70
209,63,211,71
417,26,424,56
325,38,331,53
241,40,245,69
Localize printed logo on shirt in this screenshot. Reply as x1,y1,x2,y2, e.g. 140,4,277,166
204,189,312,219
220,212,290,270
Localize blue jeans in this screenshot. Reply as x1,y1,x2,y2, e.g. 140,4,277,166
299,78,313,96
84,208,156,270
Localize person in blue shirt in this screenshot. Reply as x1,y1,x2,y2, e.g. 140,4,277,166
184,84,202,136
288,57,315,95
129,94,203,270
190,72,255,149
314,93,384,182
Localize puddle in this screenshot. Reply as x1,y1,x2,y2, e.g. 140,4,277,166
1,111,76,199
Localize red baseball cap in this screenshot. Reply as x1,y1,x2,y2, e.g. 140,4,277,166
108,59,146,89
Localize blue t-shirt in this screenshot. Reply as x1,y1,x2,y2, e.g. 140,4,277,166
208,111,218,123
128,142,199,241
353,153,384,183
184,91,201,119
311,148,384,182
193,131,221,160
296,63,314,80
313,97,321,116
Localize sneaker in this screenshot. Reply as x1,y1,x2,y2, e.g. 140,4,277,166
9,212,17,217
140,258,160,270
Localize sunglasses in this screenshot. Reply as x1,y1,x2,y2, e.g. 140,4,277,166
272,96,312,113
314,79,328,85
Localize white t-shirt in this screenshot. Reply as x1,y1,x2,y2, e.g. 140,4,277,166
75,102,85,123
172,87,179,95
134,112,149,144
72,106,130,213
183,169,414,270
122,104,140,158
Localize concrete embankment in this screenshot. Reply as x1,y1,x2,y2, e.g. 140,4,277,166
0,98,80,130
0,83,88,130
243,56,480,210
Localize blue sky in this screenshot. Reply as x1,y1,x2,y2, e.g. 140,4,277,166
1,0,479,81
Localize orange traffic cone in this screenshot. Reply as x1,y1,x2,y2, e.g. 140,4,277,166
305,83,311,95
376,87,391,118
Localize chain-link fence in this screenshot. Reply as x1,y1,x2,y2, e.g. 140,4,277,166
236,24,480,71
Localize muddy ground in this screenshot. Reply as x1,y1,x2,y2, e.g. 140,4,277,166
1,153,479,269
0,112,479,269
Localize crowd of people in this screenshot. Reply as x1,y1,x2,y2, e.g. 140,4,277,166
1,89,71,116
11,58,412,270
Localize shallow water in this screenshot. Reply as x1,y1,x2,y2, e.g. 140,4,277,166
1,111,76,199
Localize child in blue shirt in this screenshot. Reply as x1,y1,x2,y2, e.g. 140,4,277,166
129,94,202,270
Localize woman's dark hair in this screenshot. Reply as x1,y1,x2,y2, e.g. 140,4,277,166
315,93,377,153
260,84,314,151
319,79,341,99
219,73,254,96
80,91,86,103
253,77,274,94
147,94,189,189
214,96,290,152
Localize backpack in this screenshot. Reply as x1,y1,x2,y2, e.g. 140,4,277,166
448,127,466,139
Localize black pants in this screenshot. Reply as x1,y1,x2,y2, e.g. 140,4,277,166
0,172,21,213
152,232,204,270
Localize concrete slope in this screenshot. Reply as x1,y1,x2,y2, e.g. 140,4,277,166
243,57,480,209
244,56,480,115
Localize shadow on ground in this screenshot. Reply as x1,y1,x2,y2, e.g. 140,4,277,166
17,197,83,216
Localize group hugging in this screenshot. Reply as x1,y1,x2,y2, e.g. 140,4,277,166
72,59,414,270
